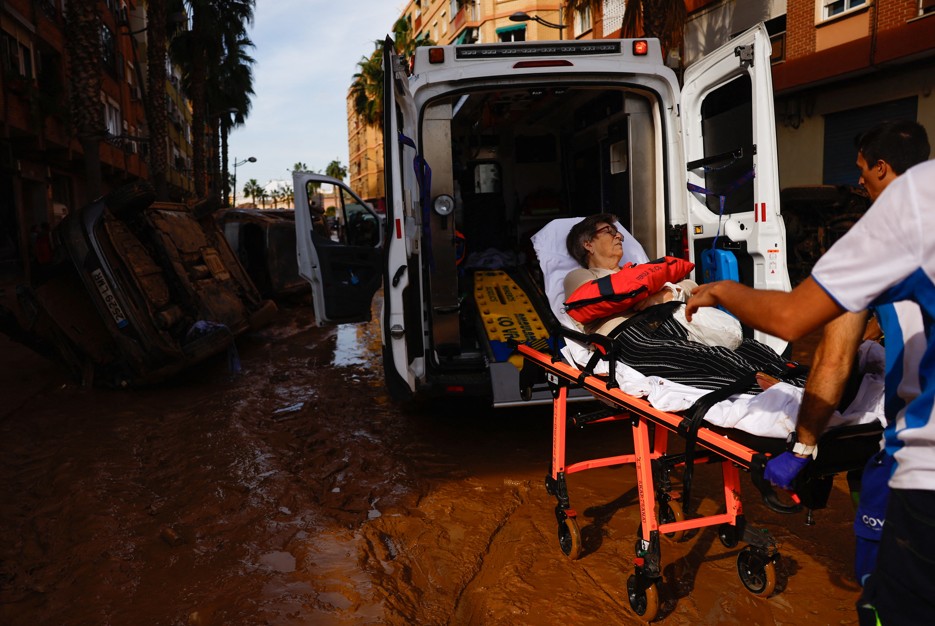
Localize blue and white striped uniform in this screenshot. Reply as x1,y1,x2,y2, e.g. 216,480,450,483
812,159,935,491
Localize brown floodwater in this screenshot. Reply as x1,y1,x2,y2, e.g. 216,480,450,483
0,301,861,625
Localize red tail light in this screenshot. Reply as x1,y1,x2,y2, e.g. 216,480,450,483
513,60,574,69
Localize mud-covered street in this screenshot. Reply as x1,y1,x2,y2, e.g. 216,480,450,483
1,300,865,625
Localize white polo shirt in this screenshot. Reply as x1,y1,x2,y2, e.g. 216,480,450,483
811,159,935,491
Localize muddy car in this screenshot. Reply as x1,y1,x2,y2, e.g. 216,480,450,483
4,182,277,387
216,208,308,299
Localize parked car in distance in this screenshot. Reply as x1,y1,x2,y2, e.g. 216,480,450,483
216,208,308,299
2,182,277,387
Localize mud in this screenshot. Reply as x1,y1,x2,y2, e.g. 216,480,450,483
0,301,861,625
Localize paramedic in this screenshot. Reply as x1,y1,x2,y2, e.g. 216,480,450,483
564,214,806,393
685,157,935,625
762,120,929,589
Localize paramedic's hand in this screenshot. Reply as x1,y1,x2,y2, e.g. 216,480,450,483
764,452,811,491
684,281,724,322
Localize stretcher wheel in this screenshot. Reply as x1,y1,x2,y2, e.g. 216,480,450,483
558,517,582,560
718,523,739,548
627,575,660,621
737,547,777,597
660,500,685,542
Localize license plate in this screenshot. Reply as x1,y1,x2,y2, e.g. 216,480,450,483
91,268,129,328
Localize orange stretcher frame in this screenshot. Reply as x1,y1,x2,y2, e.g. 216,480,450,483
515,341,783,621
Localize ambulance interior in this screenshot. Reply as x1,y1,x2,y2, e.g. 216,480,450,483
417,78,755,372
419,84,662,366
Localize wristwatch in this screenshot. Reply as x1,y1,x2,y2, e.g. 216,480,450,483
791,441,818,459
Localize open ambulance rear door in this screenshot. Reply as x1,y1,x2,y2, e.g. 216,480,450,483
293,172,383,324
680,23,790,354
379,39,423,399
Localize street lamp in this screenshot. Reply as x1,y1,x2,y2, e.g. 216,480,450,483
509,11,564,40
231,156,256,208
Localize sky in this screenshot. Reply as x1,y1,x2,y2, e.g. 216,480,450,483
228,0,405,191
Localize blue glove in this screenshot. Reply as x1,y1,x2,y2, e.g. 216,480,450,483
764,452,811,491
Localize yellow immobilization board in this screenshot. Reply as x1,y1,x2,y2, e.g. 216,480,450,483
473,270,551,369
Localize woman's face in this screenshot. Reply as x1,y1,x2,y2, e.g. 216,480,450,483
585,222,624,269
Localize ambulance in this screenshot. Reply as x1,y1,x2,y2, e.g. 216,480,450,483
294,23,790,407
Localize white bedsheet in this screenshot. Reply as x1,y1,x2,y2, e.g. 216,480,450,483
531,218,886,439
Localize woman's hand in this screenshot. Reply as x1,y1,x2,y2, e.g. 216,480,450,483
633,289,674,312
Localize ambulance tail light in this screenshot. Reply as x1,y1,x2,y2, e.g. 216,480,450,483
428,48,445,64
513,60,574,69
633,40,649,56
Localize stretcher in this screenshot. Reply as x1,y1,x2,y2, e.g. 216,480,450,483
515,334,883,620
518,218,885,621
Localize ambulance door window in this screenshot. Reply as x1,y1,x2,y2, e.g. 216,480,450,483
699,74,754,216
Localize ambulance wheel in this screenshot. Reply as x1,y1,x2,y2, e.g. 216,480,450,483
737,547,776,597
718,523,739,548
660,500,685,542
627,575,660,621
558,517,581,560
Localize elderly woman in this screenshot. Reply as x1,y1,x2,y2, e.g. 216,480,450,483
563,214,805,393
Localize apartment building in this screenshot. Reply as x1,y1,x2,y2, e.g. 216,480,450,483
348,0,934,213
0,0,194,282
683,0,935,188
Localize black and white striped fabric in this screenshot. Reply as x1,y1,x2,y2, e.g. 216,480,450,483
607,302,807,394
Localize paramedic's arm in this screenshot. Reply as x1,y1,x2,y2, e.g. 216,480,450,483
684,277,845,342
794,311,868,446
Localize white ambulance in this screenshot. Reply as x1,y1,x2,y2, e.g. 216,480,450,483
294,24,790,407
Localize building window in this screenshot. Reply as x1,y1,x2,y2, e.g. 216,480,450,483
441,12,447,34
103,98,122,138
575,6,592,36
100,24,117,76
921,0,935,15
1,30,34,79
498,26,526,42
821,0,866,20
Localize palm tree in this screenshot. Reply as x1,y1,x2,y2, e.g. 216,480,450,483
350,17,434,130
171,0,256,200
291,162,309,173
620,0,687,60
63,2,104,203
243,178,262,207
215,33,256,206
350,45,384,128
325,159,348,213
325,159,347,181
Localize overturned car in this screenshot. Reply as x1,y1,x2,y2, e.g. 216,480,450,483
4,182,277,387
216,208,308,300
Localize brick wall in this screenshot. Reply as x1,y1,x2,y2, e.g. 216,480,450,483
785,0,817,61
876,0,918,30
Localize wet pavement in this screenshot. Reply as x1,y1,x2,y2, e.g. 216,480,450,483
0,301,862,625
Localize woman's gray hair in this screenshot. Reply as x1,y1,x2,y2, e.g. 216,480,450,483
566,213,618,268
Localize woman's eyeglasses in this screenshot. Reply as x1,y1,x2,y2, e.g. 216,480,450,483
593,224,622,240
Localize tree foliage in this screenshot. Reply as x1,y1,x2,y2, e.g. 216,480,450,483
350,17,435,129
620,0,687,56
